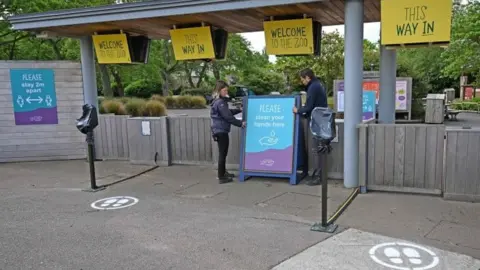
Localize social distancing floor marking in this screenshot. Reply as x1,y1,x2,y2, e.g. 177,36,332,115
90,196,139,210
369,242,440,270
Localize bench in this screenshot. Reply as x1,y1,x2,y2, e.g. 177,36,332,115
446,110,460,120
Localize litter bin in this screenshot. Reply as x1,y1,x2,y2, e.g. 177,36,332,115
425,94,445,124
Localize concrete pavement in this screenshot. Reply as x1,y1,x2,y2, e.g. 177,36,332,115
1,160,479,269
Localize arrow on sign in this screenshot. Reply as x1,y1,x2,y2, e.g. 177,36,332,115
26,96,43,104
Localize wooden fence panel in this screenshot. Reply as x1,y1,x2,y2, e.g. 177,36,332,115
444,128,480,202
168,117,213,164
127,117,170,166
94,115,129,160
366,124,444,194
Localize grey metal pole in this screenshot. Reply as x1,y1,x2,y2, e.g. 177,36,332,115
343,0,364,188
378,46,397,124
80,36,98,107
80,36,99,162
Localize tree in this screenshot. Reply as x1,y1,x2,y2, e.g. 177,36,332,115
441,0,480,84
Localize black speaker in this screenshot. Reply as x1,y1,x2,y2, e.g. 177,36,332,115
127,35,151,64
313,21,322,56
212,28,228,60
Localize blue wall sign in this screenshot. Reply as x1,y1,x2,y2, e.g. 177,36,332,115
10,69,58,125
362,91,376,120
239,95,301,185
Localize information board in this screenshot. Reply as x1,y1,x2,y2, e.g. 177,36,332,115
263,18,314,55
381,0,452,46
335,78,410,112
170,26,215,60
92,34,132,64
362,91,376,120
10,69,58,125
239,96,300,184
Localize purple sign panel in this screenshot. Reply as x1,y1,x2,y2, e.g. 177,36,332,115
10,69,58,125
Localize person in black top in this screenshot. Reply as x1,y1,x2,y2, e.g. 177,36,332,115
210,80,246,184
293,68,328,186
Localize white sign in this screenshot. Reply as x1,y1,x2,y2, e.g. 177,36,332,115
369,242,439,270
91,196,139,210
141,121,151,136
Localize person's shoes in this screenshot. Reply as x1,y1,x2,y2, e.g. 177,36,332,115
306,177,321,186
224,171,235,178
217,176,233,184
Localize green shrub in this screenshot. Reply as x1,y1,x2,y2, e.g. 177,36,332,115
124,80,162,98
181,88,210,97
102,99,127,115
190,96,207,108
125,98,146,117
165,96,177,108
118,97,130,104
144,100,167,117
411,99,426,120
471,97,480,103
151,94,166,104
176,95,192,108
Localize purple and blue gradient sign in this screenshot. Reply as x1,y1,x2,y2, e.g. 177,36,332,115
10,69,58,125
243,97,295,173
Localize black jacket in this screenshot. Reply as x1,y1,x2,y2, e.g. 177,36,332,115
297,77,328,118
210,97,242,134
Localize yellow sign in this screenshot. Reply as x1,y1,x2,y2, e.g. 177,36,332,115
169,26,215,60
92,34,132,64
381,0,452,46
263,18,314,55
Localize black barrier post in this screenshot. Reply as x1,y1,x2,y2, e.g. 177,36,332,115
311,144,338,233
309,107,338,233
86,131,100,190
77,104,105,192
321,152,328,227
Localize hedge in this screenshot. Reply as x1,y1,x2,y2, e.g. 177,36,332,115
124,79,163,98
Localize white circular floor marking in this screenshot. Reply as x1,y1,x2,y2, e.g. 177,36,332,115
369,242,440,270
91,196,139,210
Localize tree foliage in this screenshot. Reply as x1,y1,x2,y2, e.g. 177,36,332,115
1,0,478,99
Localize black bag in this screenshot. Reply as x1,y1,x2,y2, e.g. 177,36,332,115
309,107,336,146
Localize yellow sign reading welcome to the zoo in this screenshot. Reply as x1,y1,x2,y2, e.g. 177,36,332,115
170,26,215,60
92,34,132,64
381,0,452,46
264,18,314,55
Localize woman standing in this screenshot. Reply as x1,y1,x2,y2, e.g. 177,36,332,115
210,80,246,184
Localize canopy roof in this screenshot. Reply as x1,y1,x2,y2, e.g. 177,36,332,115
9,0,380,39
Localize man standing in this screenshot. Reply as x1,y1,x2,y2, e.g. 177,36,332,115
293,68,328,185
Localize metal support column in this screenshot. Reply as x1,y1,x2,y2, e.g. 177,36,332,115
343,0,364,188
80,36,98,106
378,46,397,124
80,36,100,164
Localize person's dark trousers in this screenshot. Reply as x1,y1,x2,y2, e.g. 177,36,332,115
216,132,230,179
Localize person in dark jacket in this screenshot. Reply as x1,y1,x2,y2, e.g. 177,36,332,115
293,68,328,186
211,80,246,184
293,68,328,118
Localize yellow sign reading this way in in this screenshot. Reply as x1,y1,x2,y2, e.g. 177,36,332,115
92,34,132,64
381,0,452,46
263,18,314,55
169,26,215,60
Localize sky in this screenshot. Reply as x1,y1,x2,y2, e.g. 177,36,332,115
241,22,381,61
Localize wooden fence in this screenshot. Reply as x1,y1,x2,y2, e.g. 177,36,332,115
444,128,480,202
127,117,171,166
168,117,214,165
359,124,445,195
94,115,480,202
93,115,345,178
94,115,130,160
